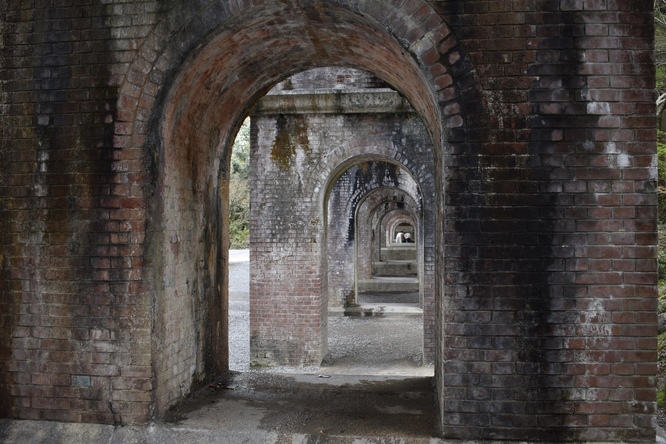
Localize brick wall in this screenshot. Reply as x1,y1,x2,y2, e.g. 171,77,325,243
326,165,357,308
0,1,155,424
0,0,656,440
432,0,657,440
327,161,422,306
250,71,436,365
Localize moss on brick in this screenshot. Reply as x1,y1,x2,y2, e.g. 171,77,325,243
270,115,310,169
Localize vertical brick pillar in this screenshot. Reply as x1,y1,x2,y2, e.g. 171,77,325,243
249,114,326,366
433,1,657,440
326,168,357,308
0,1,155,424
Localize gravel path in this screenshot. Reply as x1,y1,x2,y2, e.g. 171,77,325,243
228,257,432,376
228,260,250,371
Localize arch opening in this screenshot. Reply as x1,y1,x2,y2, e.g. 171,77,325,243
152,1,447,420
320,149,433,374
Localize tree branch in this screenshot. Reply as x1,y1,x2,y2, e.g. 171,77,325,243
657,0,666,27
657,93,666,116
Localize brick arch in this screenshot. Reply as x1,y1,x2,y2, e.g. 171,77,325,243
357,191,421,274
385,212,418,247
339,163,422,222
323,154,435,359
378,208,420,288
318,153,432,276
249,97,438,367
358,191,420,274
327,182,421,307
314,148,431,209
0,0,655,439
126,0,476,422
117,0,475,155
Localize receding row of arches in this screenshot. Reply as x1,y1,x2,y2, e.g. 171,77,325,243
0,0,650,439
134,0,455,426
245,68,435,370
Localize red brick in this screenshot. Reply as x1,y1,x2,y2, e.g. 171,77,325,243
0,1,657,441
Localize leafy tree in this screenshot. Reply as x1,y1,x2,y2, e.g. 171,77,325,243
229,174,249,248
656,0,666,115
657,131,666,188
231,118,250,179
229,118,250,248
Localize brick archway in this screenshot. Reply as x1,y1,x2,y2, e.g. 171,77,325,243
355,189,423,302
320,152,434,355
1,0,654,440
149,0,455,418
325,162,422,307
355,192,421,283
387,214,418,247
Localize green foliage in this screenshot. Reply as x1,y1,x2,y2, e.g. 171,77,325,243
659,331,666,389
653,0,666,416
231,118,250,180
229,118,250,248
659,388,666,410
659,131,666,188
657,1,666,118
229,175,249,248
657,130,666,225
657,1,666,70
660,225,666,282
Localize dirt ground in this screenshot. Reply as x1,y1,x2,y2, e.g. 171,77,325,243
158,258,438,440
228,258,433,377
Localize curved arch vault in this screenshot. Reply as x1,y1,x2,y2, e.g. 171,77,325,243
153,1,450,421
0,0,656,441
249,69,436,368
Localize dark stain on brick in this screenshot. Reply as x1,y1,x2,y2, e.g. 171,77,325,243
0,252,17,418
440,2,599,440
0,6,32,417
0,8,19,413
515,9,594,440
0,2,122,423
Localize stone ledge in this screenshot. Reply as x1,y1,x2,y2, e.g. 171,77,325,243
252,89,414,115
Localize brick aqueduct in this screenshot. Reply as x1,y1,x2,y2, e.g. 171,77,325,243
0,1,658,441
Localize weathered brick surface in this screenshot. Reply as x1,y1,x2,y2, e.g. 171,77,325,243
0,1,153,425
0,0,656,440
250,74,436,364
353,174,420,282
429,0,656,441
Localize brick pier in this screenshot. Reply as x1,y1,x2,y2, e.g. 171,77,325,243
0,1,657,441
